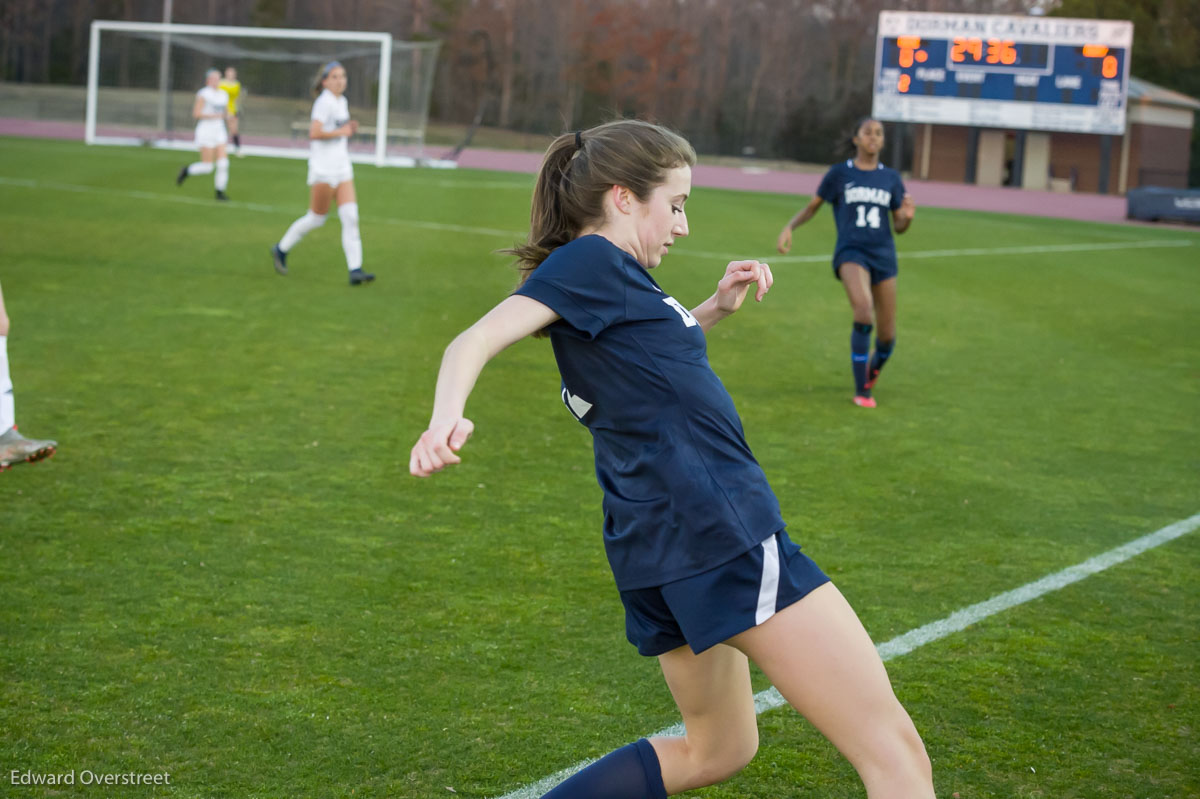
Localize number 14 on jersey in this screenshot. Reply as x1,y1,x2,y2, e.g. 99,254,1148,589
855,205,883,229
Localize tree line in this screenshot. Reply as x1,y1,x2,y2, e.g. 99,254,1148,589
2,0,1196,173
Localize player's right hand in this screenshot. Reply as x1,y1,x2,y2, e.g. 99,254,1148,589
410,417,475,477
776,228,793,255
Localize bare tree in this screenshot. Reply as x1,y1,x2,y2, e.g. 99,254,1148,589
4,0,1100,161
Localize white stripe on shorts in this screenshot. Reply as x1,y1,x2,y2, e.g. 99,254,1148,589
755,535,780,625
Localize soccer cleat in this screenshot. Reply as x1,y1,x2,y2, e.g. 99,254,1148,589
864,367,881,390
215,189,229,201
271,244,289,276
0,426,57,470
175,165,189,186
348,268,375,286
852,395,877,409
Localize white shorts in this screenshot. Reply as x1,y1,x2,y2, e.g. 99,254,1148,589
194,120,228,149
307,162,354,188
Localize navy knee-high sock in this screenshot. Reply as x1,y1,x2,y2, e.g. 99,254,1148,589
870,337,895,382
542,739,667,799
851,322,873,395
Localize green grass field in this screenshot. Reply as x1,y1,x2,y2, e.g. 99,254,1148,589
1,136,1197,798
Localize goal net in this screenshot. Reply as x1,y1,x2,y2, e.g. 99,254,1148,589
85,21,444,167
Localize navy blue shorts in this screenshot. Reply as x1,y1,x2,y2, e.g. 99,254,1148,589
619,530,830,657
832,247,898,285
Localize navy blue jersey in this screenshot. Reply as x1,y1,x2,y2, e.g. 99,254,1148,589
513,235,785,590
817,160,906,264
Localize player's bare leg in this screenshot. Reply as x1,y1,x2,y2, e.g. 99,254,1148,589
839,262,875,325
651,643,760,792
729,583,935,798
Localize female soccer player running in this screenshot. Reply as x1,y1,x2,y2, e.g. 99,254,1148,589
175,69,232,201
411,120,935,799
777,117,916,408
270,61,373,286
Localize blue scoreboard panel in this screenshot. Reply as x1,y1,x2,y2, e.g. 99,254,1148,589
872,11,1133,135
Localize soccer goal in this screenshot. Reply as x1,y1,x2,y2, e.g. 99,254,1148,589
85,20,446,167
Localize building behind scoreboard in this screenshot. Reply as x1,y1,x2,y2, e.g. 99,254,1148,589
909,77,1199,194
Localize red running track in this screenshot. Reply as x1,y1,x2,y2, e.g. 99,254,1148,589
453,147,1132,225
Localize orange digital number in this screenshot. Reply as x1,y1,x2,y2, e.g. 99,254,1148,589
898,74,911,93
896,36,927,68
1081,44,1119,79
951,37,983,63
986,39,1017,65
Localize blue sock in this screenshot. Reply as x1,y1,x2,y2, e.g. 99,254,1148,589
870,337,895,379
851,322,873,395
542,739,667,799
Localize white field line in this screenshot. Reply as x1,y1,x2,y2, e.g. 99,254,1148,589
496,512,1200,799
0,140,532,188
2,176,1196,258
0,176,521,238
675,238,1194,264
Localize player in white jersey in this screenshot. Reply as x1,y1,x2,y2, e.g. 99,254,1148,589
270,61,374,286
0,281,57,471
175,69,232,201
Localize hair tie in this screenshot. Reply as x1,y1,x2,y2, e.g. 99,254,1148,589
574,131,583,150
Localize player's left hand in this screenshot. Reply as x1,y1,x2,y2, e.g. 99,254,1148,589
715,260,773,315
896,194,916,225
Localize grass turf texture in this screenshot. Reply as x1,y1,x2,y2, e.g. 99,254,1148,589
1,136,1197,798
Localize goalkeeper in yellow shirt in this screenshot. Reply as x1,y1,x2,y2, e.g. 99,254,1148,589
219,66,244,155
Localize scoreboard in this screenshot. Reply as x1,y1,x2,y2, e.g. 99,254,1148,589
872,11,1133,135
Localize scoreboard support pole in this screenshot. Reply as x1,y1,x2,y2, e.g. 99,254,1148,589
1117,120,1132,195
1011,131,1026,187
919,123,933,179
964,128,979,183
977,130,1005,186
1098,135,1113,194
1022,132,1051,190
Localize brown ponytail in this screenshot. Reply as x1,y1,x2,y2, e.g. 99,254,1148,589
504,119,696,287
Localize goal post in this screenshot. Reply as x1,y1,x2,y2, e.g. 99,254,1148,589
85,20,442,167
